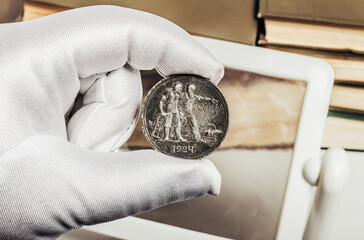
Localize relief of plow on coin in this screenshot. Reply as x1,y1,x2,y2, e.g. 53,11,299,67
141,75,229,159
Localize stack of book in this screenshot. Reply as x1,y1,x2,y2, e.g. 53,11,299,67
258,0,364,151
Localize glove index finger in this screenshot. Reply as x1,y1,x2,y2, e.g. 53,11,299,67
103,5,225,84
97,6,225,84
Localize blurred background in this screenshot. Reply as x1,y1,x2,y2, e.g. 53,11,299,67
2,1,364,239
0,0,23,23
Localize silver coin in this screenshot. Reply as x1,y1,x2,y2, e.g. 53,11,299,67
141,75,229,159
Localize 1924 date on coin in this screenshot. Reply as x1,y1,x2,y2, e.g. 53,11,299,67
141,75,229,159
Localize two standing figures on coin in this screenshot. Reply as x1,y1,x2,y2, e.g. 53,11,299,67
157,82,218,143
142,75,229,159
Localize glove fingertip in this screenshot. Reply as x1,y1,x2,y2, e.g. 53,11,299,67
210,62,225,85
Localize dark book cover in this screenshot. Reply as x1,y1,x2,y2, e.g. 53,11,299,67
259,0,364,27
30,0,258,45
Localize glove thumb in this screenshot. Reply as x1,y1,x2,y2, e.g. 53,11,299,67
0,136,221,239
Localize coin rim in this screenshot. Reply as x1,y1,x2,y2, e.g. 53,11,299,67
141,74,229,159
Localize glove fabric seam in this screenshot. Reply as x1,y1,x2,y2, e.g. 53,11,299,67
74,76,107,146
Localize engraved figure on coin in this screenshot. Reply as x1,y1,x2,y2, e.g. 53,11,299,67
179,84,218,142
142,75,229,159
158,83,186,141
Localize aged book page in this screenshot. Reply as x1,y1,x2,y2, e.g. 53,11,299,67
330,85,364,114
322,115,364,150
259,44,364,84
261,18,364,54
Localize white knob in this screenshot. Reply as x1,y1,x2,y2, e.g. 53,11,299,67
303,156,322,186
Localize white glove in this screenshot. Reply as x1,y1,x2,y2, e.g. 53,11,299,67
0,6,224,240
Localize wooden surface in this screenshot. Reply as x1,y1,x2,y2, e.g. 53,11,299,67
23,1,68,21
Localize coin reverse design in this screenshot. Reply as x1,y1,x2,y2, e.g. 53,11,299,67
141,75,229,159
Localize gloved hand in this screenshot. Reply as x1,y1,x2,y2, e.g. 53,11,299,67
0,6,223,240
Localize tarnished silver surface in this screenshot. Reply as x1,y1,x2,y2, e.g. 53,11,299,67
141,75,229,159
